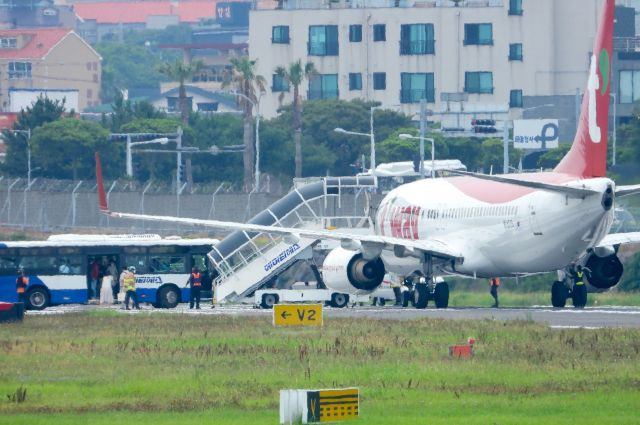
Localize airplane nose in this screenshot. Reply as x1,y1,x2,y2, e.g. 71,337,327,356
602,185,613,211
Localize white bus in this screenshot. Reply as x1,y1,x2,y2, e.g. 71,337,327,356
0,234,218,310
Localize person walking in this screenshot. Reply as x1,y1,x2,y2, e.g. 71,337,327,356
391,274,403,306
99,274,114,305
186,266,202,309
107,260,119,304
122,266,140,310
489,277,500,308
16,269,28,304
89,258,100,300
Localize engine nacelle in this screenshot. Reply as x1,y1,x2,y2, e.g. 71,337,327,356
322,247,385,294
585,252,623,290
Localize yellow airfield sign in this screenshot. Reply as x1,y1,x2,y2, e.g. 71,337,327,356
308,388,359,422
273,304,323,327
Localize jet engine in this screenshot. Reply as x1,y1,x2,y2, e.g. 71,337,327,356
322,247,385,294
585,251,623,290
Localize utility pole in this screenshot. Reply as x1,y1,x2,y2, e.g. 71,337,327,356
503,121,509,174
176,126,183,194
419,98,426,178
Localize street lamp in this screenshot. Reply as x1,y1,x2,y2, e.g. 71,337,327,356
226,90,264,191
126,136,170,177
333,105,384,173
399,133,436,178
10,129,31,185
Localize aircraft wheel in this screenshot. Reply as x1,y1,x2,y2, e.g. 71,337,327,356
572,284,587,309
414,284,428,309
551,281,568,308
434,281,449,309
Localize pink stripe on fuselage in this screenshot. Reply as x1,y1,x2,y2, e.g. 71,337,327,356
446,172,577,203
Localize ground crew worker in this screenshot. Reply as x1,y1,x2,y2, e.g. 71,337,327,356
16,269,28,304
186,266,202,309
572,265,591,286
122,266,140,310
489,277,500,308
391,274,403,306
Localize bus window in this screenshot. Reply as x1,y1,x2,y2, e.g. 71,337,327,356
191,254,207,272
149,246,189,254
149,255,186,274
19,255,57,275
0,255,19,275
124,255,148,274
57,255,83,274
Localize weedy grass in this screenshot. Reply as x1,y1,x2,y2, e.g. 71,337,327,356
0,313,638,424
448,290,640,307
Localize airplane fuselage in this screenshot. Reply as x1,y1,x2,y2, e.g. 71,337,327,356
375,173,615,278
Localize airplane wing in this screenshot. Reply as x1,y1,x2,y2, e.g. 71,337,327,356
104,209,463,262
615,184,640,198
448,170,599,198
597,232,640,247
95,153,463,263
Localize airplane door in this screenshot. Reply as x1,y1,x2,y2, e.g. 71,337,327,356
528,197,543,237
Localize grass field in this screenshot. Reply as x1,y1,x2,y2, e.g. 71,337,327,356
1,311,639,424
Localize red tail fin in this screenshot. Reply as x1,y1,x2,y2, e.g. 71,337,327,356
95,152,109,212
555,0,614,178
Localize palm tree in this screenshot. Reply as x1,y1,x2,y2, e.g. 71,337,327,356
157,59,206,124
223,57,266,192
158,59,205,190
275,60,317,178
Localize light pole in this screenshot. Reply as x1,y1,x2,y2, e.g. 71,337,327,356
334,127,374,172
399,133,436,178
125,136,170,177
10,129,31,185
226,90,263,191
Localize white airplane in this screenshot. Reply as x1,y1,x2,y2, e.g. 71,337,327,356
96,0,640,309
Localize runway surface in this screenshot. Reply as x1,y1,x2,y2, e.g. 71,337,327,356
26,303,640,328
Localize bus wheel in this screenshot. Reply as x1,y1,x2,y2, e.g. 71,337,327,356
26,287,49,310
157,286,180,309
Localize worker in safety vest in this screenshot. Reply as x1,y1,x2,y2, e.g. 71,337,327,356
16,269,28,304
186,266,202,309
489,277,500,308
572,265,591,286
122,266,140,310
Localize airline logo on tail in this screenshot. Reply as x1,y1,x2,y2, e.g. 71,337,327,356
588,48,611,144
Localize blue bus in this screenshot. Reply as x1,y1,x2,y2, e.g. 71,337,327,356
0,234,218,310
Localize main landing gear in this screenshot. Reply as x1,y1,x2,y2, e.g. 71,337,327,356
401,254,450,309
551,270,587,309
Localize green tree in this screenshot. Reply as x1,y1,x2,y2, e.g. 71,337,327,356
109,91,165,132
96,43,171,104
537,144,571,169
1,96,66,177
275,60,317,177
31,118,115,180
223,57,266,192
157,60,206,125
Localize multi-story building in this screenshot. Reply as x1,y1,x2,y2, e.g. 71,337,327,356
0,28,101,112
249,0,606,138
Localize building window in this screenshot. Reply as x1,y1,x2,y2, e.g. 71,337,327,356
373,24,386,42
349,25,362,42
400,24,435,55
272,74,289,92
272,25,290,43
509,0,523,16
349,73,362,90
619,70,640,103
509,43,523,61
308,25,338,56
308,74,338,99
0,37,17,49
197,102,219,112
464,72,493,94
373,72,386,90
400,73,435,103
167,97,193,112
8,61,32,79
87,89,93,99
464,23,493,45
510,89,523,107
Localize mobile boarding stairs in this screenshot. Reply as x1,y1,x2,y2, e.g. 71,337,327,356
208,176,377,303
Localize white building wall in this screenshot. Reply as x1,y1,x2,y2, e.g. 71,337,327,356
249,0,602,119
9,89,78,113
